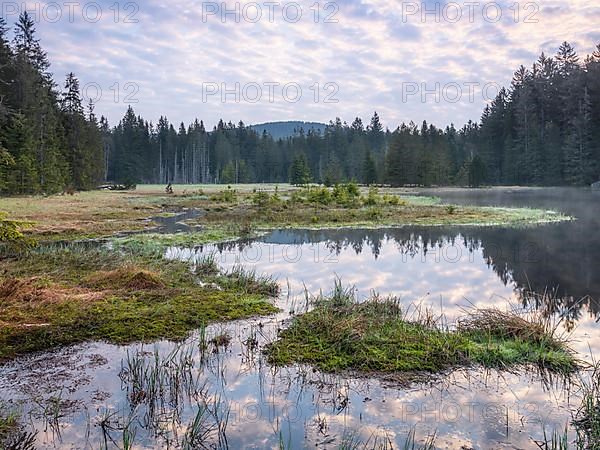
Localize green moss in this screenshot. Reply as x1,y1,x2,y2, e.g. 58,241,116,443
0,247,278,360
111,228,241,256
266,290,577,376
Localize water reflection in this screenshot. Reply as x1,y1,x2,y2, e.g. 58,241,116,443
1,187,598,449
197,187,600,329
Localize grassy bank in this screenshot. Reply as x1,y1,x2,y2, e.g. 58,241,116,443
0,184,572,241
185,184,571,230
266,283,577,376
0,244,278,360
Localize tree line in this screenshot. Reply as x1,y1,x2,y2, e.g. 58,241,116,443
1,12,599,194
0,13,103,194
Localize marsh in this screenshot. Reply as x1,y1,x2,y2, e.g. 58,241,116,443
1,187,599,448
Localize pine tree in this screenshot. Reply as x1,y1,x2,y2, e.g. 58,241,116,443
467,155,486,187
12,12,67,193
385,132,407,187
0,113,38,193
61,72,89,189
564,88,593,185
289,153,311,186
362,150,377,185
367,112,385,154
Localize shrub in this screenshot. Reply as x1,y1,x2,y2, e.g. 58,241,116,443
252,191,270,207
362,186,380,206
332,182,361,206
382,194,401,205
308,186,333,205
211,187,237,203
344,181,360,198
289,191,306,204
0,212,35,253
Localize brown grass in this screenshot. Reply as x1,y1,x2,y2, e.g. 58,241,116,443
456,307,561,345
0,191,166,238
0,277,104,305
85,266,165,290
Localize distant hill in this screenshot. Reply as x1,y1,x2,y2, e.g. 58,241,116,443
249,121,327,140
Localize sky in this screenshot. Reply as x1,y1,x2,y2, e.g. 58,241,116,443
5,0,600,130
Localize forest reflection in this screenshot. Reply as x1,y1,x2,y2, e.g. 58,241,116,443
204,222,597,331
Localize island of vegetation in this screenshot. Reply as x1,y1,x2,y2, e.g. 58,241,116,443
266,281,577,378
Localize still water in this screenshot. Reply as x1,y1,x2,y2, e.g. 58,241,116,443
1,187,599,449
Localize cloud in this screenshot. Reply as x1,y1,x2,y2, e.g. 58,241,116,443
7,0,599,129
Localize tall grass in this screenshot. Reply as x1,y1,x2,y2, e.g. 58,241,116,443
573,359,600,449
119,343,202,428
221,265,280,296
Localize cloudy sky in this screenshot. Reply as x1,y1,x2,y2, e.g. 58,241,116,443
6,0,600,129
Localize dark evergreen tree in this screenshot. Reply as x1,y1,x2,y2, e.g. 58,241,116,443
362,150,377,185
289,153,311,185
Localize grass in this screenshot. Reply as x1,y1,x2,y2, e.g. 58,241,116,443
190,185,570,230
535,358,600,449
0,190,159,240
0,406,18,440
336,427,436,450
266,282,577,376
0,402,36,450
0,245,278,360
0,184,572,243
111,228,241,257
571,360,600,449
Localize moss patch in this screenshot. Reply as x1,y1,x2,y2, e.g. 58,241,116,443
0,246,278,360
266,286,577,376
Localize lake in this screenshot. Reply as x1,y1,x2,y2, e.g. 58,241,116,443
2,187,599,449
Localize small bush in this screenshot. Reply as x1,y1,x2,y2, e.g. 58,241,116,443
307,187,333,205
382,194,401,205
252,191,270,207
211,187,237,203
362,187,381,206
289,191,305,204
0,212,35,254
332,182,361,207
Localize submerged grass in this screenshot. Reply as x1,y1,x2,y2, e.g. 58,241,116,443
0,245,278,360
266,282,577,376
111,228,241,257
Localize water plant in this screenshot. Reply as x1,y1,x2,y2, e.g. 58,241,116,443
572,359,600,448
266,281,578,375
220,265,280,297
